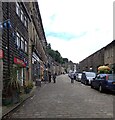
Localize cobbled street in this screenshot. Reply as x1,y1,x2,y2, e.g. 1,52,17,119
7,74,114,118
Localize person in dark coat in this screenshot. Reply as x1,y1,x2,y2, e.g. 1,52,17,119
48,71,51,83
53,73,57,83
71,72,74,83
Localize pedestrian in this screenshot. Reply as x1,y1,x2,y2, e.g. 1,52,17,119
71,72,74,83
53,73,57,83
44,70,48,84
48,71,51,83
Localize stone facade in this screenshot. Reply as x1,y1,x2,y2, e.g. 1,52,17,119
104,40,115,72
1,2,48,101
2,2,31,96
79,40,115,73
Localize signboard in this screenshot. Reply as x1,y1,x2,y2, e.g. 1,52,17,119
0,49,3,59
14,57,26,67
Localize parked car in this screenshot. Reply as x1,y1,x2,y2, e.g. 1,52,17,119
76,73,82,82
91,74,115,92
81,72,96,85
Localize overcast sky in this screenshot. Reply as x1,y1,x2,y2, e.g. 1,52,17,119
38,0,113,63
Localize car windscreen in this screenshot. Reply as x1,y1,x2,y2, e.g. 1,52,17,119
108,75,115,80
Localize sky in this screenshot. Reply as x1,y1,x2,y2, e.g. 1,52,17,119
38,0,113,63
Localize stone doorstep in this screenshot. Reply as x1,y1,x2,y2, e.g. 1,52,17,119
2,86,37,118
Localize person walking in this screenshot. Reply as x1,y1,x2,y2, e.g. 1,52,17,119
53,73,57,83
48,71,51,83
71,72,74,83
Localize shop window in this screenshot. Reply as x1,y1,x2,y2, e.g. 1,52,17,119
17,68,24,86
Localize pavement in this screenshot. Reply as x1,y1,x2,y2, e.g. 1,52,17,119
2,81,46,119
2,74,114,119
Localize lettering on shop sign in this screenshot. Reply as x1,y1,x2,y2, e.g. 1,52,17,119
14,57,26,67
0,49,3,59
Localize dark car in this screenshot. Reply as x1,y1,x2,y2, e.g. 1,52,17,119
91,74,115,92
81,72,96,85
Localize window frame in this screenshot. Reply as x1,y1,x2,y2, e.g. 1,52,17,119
16,2,20,17
21,37,24,50
25,40,27,53
16,32,20,48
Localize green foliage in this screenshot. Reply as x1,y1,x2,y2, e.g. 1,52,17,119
46,45,64,64
98,69,110,74
25,81,33,89
7,67,20,91
46,43,72,64
63,58,68,63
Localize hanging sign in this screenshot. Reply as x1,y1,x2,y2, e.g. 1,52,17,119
14,57,26,67
0,49,3,59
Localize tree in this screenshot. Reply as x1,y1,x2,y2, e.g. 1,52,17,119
63,58,68,63
46,43,73,65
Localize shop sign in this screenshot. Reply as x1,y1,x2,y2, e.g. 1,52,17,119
14,57,26,67
0,49,3,59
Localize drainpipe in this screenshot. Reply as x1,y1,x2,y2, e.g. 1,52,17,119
0,1,3,119
7,3,10,78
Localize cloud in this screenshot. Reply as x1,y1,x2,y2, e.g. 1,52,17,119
46,31,87,40
38,0,113,63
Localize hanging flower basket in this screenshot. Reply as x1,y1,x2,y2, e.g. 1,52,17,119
98,66,110,71
98,66,110,74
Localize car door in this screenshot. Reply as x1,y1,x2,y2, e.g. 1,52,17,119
93,75,101,88
96,75,106,89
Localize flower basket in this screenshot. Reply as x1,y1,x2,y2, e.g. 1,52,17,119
24,81,33,94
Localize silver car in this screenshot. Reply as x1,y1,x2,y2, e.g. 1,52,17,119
76,73,82,82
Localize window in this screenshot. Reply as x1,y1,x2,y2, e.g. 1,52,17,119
16,32,20,48
21,37,24,50
16,2,28,28
25,41,27,52
24,16,28,27
16,2,20,16
108,75,115,80
17,68,24,86
21,10,24,22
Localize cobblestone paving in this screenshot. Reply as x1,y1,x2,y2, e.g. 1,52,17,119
8,74,114,118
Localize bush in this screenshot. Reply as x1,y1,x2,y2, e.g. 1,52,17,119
25,81,33,89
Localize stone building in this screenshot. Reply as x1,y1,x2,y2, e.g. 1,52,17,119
1,2,31,97
28,2,47,82
79,40,115,73
104,40,115,72
1,1,48,103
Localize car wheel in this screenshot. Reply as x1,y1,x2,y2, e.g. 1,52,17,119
99,85,103,93
91,83,93,88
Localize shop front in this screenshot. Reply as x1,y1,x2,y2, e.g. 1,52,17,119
13,57,28,87
32,52,40,81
